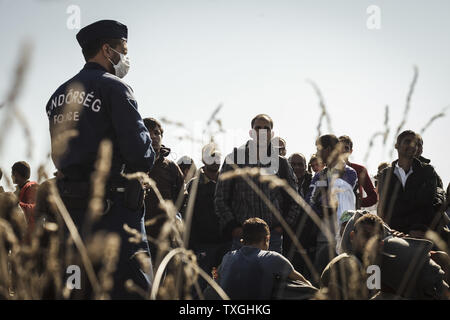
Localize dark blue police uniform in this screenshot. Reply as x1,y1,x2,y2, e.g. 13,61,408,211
45,20,155,299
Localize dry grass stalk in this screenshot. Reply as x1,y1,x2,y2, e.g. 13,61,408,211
37,163,50,184
150,247,229,300
47,180,102,297
123,172,187,299
0,41,33,159
425,230,449,254
363,131,384,163
389,65,419,157
420,105,449,135
2,39,447,301
363,103,390,163
173,168,201,297
220,164,328,284
181,168,200,248
123,167,228,300
96,233,121,299
86,139,113,228
382,105,390,145
203,103,225,143
0,167,14,191
307,79,333,137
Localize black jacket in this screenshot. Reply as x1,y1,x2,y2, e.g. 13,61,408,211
417,155,444,188
144,145,185,238
186,168,223,247
297,172,313,198
378,158,442,233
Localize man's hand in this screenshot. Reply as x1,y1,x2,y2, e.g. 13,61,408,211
430,251,450,285
391,230,408,238
288,270,312,286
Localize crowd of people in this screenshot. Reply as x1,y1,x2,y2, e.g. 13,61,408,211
1,19,449,300
1,112,449,300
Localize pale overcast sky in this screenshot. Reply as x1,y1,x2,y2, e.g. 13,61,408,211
0,0,449,189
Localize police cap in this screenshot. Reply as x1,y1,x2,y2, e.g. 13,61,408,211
76,20,128,48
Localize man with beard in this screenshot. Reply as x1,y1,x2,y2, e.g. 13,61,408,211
378,130,443,237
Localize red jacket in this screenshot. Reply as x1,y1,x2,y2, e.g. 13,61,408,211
349,162,378,208
19,181,38,234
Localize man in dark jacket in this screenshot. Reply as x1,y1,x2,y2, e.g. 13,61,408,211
378,130,443,236
285,153,314,274
143,117,186,261
215,114,299,254
186,143,228,292
288,153,312,198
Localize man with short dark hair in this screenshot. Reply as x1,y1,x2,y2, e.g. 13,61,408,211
378,130,443,236
308,154,324,174
215,114,299,254
320,213,385,299
143,117,186,261
216,217,311,299
349,214,385,259
11,161,38,237
288,153,311,198
45,20,155,298
339,135,378,209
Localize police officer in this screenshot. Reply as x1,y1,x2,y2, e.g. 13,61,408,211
45,20,155,299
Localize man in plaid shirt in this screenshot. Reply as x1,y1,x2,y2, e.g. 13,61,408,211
214,114,300,254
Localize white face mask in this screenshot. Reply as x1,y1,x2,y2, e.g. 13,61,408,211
108,47,130,78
